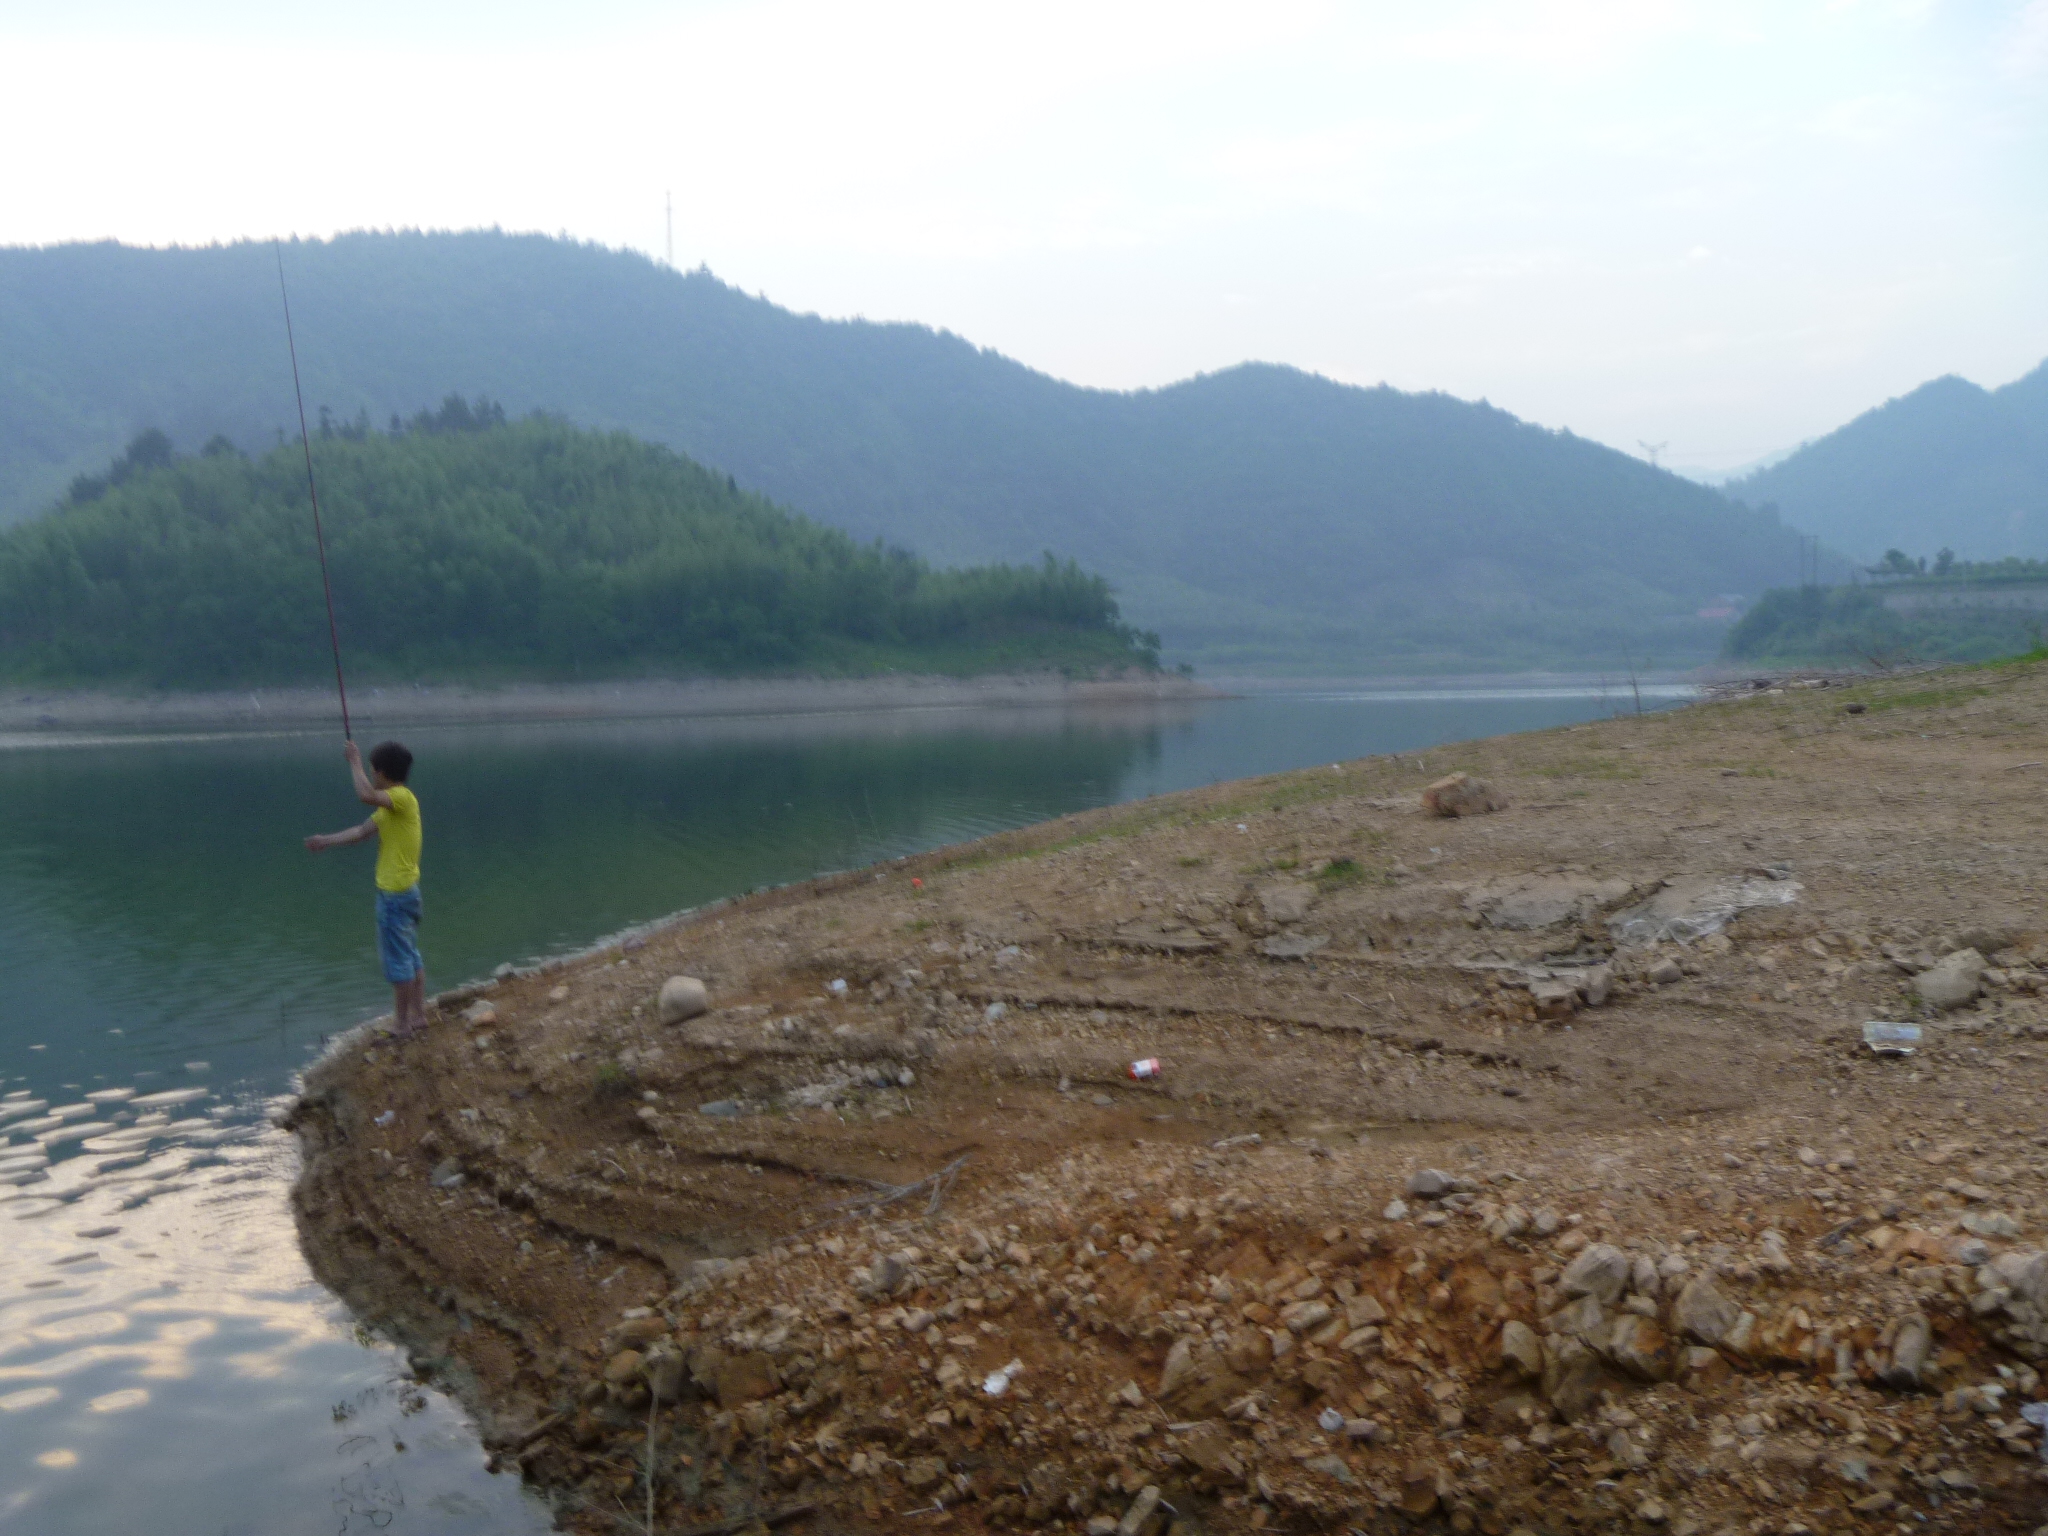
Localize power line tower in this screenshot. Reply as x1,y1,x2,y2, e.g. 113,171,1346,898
1637,440,1669,468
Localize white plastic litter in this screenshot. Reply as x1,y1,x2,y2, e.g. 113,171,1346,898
374,1110,396,1126
827,978,849,996
1608,874,1802,947
1863,1021,1921,1057
982,1358,1025,1396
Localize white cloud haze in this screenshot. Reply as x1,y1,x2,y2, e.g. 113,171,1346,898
2,0,2043,469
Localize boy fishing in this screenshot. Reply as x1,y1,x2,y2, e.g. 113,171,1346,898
305,740,427,1036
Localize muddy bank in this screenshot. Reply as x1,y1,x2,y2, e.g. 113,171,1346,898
0,670,1221,739
290,660,2048,1533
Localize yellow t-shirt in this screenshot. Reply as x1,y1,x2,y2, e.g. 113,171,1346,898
372,785,422,893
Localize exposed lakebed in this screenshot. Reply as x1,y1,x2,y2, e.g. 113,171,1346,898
0,683,1680,1532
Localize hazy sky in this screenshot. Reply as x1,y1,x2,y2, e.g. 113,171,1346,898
4,0,2044,470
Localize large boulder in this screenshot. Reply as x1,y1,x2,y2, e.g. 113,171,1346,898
1672,1275,1742,1347
1914,949,1985,1012
1156,1335,1252,1416
1604,1314,1674,1381
1956,920,2023,957
1542,1335,1604,1420
1406,1168,1457,1199
1256,882,1316,924
1560,1242,1630,1306
1175,1422,1243,1479
1499,1320,1543,1379
1345,1292,1388,1328
1422,772,1507,818
1882,1315,1932,1389
1993,1251,2048,1313
657,975,710,1024
1547,1295,1609,1343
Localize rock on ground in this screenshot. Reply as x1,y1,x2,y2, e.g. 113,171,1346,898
1914,948,1986,1011
1422,771,1507,817
656,974,709,1023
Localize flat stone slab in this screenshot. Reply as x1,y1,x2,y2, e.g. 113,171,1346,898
1462,875,1635,930
1255,881,1316,924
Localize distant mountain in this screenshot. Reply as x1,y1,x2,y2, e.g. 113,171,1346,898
1728,363,2048,564
0,232,1819,671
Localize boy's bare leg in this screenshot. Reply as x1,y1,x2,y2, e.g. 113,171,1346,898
391,973,426,1037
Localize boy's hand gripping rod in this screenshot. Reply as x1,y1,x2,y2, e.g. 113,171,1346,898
275,242,353,742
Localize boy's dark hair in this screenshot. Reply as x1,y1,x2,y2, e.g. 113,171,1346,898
368,740,413,784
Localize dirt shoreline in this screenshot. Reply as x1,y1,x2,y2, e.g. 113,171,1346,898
0,671,1223,739
290,659,2048,1534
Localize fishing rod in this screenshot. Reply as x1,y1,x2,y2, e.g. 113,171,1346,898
274,241,353,742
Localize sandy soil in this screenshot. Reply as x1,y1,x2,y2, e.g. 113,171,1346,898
289,662,2048,1535
0,671,1218,739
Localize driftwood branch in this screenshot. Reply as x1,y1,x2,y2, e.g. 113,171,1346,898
510,1410,565,1453
795,1154,973,1235
829,1153,970,1219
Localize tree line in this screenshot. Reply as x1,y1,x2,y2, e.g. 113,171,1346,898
0,405,1160,686
1724,583,2044,667
1864,548,2048,583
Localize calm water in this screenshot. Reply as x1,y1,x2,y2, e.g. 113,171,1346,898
0,683,1685,1534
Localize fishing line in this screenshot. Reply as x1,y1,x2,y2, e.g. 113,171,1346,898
274,241,353,741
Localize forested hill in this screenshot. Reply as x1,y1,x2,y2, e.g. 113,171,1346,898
1729,362,2048,565
0,409,1157,686
1,232,1817,671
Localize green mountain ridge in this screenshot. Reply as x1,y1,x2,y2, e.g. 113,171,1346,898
0,410,1156,686
1,231,1822,671
1729,362,2048,565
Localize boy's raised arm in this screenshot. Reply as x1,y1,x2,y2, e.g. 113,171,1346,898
346,740,394,809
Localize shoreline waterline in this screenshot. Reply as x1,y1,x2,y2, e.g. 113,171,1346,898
0,671,1223,741
3,684,1695,1532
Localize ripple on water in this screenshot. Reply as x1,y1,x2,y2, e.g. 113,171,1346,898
0,1073,552,1536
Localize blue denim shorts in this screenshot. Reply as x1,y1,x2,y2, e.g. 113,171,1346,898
375,885,423,984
